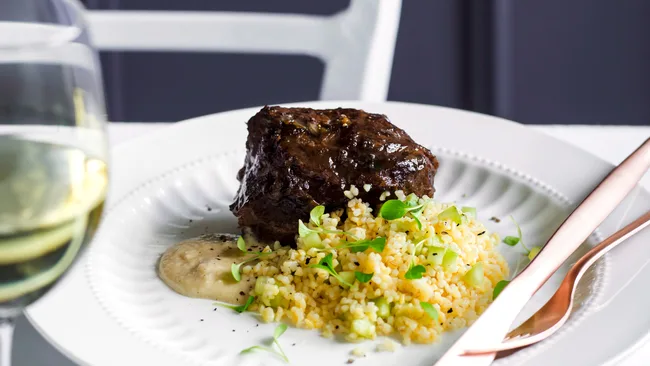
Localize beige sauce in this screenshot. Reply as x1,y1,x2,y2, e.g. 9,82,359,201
158,233,264,305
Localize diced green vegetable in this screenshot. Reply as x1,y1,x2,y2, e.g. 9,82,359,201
405,193,419,206
528,246,541,260
351,319,375,338
426,246,446,266
463,262,484,288
438,206,462,225
302,232,323,249
375,297,391,318
338,271,356,285
461,206,477,218
442,250,459,271
420,301,439,321
493,280,509,299
254,276,272,295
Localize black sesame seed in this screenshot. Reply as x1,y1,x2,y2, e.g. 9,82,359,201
305,258,311,264
432,253,438,256
478,231,486,236
447,309,453,314
354,261,360,266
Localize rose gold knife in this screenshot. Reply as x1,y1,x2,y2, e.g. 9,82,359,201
433,137,650,366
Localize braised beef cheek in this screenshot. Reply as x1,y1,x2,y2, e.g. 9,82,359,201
229,106,439,245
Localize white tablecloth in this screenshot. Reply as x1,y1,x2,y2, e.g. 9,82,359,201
14,123,650,366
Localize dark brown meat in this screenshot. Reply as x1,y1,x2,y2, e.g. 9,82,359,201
229,106,439,245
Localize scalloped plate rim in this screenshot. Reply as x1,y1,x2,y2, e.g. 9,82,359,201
24,101,650,366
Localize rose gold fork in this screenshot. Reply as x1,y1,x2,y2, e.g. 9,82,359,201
466,208,650,356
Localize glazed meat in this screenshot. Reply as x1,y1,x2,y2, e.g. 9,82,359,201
230,106,439,245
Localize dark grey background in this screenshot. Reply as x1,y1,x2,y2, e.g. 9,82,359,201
81,0,650,125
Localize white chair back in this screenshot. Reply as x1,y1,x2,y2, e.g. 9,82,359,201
86,0,402,102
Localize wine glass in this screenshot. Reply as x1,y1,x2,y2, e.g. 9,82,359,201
0,0,108,364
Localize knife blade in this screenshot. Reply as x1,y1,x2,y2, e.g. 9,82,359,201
433,137,650,366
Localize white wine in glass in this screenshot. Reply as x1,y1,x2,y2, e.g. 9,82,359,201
0,0,108,364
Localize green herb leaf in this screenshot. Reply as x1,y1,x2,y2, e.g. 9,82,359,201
298,220,317,238
235,295,255,313
368,237,386,253
346,240,370,253
310,254,352,287
411,211,423,230
502,236,520,246
405,263,426,279
310,205,325,226
217,295,255,313
493,280,510,299
237,236,246,252
240,345,268,355
438,206,462,225
240,323,290,363
319,253,334,268
274,323,288,340
231,263,242,282
355,271,374,283
339,237,386,253
420,301,439,321
509,216,530,252
379,200,408,220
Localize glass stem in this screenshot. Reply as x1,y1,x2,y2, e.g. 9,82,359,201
0,318,14,366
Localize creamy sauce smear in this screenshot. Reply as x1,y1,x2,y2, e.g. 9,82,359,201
158,234,264,305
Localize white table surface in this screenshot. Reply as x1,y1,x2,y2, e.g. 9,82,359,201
13,123,650,366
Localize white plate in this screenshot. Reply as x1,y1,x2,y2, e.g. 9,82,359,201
26,101,650,366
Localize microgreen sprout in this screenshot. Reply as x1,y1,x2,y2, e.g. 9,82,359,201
355,271,374,283
337,237,386,253
309,253,353,287
237,236,246,252
298,206,359,241
420,301,439,321
404,263,426,279
502,216,541,260
493,280,510,300
310,205,325,226
240,323,289,363
216,295,255,313
379,198,430,230
231,238,272,282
